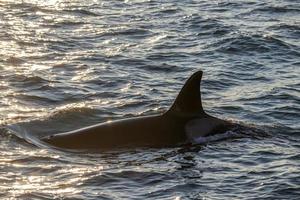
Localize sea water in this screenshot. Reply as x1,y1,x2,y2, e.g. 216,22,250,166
0,0,299,199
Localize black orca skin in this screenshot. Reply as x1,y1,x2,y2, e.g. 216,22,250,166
42,71,231,150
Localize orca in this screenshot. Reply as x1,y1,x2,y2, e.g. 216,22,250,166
42,70,232,150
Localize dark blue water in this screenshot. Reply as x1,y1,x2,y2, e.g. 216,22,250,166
0,0,299,199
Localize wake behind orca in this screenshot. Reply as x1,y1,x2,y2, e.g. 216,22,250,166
42,70,234,149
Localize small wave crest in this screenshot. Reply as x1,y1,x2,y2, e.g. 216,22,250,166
62,9,100,17
3,125,39,148
211,33,294,55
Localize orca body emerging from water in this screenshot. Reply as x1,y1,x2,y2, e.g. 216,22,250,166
42,71,232,150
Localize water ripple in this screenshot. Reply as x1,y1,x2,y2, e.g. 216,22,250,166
0,0,299,199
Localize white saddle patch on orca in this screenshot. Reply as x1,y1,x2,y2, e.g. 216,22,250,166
185,117,229,143
190,130,240,144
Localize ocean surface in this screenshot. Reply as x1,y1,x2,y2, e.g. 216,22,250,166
0,0,299,199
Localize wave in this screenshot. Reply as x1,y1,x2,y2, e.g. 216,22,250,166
5,56,25,65
251,5,300,14
209,33,296,55
5,74,49,86
62,9,100,17
181,14,232,37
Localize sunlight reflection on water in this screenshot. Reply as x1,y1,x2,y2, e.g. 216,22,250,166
0,0,299,199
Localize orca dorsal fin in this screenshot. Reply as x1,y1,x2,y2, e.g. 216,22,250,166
166,70,205,116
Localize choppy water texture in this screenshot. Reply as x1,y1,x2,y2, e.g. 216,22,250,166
0,0,299,199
